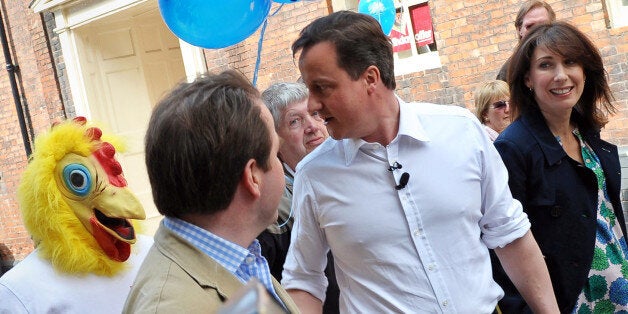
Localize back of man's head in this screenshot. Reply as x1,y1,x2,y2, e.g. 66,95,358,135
292,10,396,90
145,70,271,218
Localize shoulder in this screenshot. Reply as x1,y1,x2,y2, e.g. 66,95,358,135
494,119,545,166
296,137,342,172
495,119,533,147
401,102,490,146
0,252,47,312
401,102,482,134
404,102,483,135
403,101,474,118
0,250,51,287
125,247,225,313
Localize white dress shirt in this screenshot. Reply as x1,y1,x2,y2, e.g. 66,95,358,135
0,235,153,314
282,100,530,313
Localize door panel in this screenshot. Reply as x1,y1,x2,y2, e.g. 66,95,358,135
75,5,185,235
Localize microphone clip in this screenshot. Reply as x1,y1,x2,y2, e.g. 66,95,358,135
388,161,403,172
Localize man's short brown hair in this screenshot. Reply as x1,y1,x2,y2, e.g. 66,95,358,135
145,70,271,218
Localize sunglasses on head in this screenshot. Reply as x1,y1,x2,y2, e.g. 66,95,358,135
491,100,509,109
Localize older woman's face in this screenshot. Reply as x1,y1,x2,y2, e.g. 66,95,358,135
484,97,510,133
277,99,329,169
525,45,585,116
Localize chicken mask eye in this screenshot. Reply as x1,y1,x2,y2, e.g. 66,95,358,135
62,164,92,197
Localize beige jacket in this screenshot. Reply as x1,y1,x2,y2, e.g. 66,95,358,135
124,224,300,313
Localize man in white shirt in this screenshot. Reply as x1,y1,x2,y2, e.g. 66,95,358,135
281,11,559,313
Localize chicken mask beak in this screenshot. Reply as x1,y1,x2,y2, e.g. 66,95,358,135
55,153,145,262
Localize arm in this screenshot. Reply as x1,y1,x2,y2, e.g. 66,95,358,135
287,289,323,314
281,173,329,308
494,230,559,314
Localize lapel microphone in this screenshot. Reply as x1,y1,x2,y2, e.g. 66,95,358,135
388,162,402,171
395,172,410,190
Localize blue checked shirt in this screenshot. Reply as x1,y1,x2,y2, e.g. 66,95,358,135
163,217,283,305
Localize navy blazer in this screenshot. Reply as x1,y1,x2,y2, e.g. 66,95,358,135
493,108,627,313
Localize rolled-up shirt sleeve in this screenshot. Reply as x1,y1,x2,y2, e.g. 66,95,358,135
281,172,329,302
477,127,530,249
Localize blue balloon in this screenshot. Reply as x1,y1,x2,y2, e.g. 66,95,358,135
357,0,396,36
158,0,271,49
273,0,320,2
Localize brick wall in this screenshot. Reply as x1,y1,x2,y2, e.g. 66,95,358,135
206,1,627,146
0,0,65,264
204,2,330,89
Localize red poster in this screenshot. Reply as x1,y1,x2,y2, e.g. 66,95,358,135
410,3,434,47
390,20,412,53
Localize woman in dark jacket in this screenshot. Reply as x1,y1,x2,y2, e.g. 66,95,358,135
493,22,628,313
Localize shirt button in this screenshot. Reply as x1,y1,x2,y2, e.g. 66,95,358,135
413,229,421,236
245,256,254,264
428,264,436,271
442,300,448,307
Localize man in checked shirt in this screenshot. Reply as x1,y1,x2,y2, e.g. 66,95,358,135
124,70,299,313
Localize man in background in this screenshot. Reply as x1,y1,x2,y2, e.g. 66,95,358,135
496,0,556,81
257,81,339,313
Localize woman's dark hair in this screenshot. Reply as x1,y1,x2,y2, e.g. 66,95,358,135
508,21,616,131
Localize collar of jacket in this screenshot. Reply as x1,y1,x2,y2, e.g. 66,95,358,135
155,224,244,298
520,108,599,166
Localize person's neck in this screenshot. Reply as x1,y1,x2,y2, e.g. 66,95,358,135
278,153,298,172
181,210,258,249
361,92,400,146
542,108,573,139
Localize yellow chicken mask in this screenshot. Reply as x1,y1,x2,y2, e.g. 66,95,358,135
17,117,146,276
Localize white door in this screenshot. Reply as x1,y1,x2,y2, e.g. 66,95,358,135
75,5,185,235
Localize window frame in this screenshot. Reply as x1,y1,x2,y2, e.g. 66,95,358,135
605,0,628,28
330,0,441,75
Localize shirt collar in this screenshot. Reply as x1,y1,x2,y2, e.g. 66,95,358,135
282,162,295,177
163,216,256,274
342,96,430,165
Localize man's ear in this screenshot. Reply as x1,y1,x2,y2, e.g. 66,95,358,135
242,159,261,199
363,65,380,94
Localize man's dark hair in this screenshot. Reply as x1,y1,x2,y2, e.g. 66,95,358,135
145,70,271,217
292,10,396,90
508,22,616,131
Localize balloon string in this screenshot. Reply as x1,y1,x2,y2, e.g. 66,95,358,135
253,3,284,87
